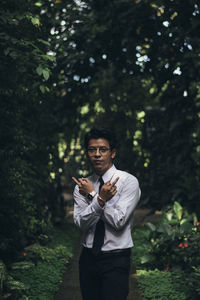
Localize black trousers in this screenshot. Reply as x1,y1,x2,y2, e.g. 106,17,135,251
79,247,131,300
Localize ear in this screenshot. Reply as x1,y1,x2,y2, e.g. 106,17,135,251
111,148,116,159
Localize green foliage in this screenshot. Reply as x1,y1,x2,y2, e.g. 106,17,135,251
137,269,188,300
0,0,65,262
0,261,6,295
23,243,73,264
132,204,200,299
186,266,200,299
2,224,78,299
0,0,200,289
131,226,153,269
46,0,200,217
145,202,200,270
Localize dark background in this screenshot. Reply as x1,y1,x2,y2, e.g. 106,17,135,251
0,0,199,261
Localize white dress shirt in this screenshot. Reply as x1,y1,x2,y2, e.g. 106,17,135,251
73,165,141,251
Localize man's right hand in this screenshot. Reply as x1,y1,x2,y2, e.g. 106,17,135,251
72,177,94,196
99,177,119,202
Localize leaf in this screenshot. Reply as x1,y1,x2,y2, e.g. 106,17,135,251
6,276,29,290
157,223,173,236
165,211,173,221
31,17,40,27
36,66,43,76
180,222,193,234
35,2,42,7
39,85,49,93
46,55,56,62
42,69,50,80
192,213,198,225
145,222,156,231
140,254,153,264
40,85,46,94
42,54,56,62
37,39,51,47
11,261,35,270
173,201,183,221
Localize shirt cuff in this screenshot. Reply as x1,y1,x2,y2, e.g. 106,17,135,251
91,194,104,213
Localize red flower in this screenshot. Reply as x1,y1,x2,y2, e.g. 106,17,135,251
196,222,200,226
184,243,188,248
23,252,27,257
178,243,183,248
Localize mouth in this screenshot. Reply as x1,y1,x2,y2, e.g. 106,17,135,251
93,160,103,165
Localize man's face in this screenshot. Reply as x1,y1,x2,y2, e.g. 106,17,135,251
87,138,116,175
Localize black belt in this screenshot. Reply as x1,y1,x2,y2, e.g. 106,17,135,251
83,247,131,257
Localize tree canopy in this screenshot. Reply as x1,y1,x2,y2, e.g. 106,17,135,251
0,0,199,260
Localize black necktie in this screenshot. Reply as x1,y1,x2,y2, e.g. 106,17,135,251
92,177,105,255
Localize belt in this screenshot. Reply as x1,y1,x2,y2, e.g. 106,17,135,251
83,247,131,257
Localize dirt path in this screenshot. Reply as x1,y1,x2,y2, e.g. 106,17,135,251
55,202,160,300
54,239,141,300
54,237,82,300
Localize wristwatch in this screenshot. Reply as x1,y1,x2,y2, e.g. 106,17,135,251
98,196,106,204
86,190,97,200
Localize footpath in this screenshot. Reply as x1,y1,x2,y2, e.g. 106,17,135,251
55,194,159,300
55,237,141,300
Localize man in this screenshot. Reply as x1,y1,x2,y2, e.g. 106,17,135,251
72,126,141,300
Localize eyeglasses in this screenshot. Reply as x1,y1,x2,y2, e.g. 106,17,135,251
87,147,111,155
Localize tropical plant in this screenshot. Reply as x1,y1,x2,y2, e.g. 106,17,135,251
145,202,200,271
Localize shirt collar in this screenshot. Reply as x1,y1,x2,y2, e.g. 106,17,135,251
99,165,117,183
92,165,117,183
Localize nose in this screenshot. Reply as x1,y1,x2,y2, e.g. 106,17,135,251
94,148,101,156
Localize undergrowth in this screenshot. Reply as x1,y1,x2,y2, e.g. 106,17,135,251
132,224,190,299
137,269,188,300
2,222,79,299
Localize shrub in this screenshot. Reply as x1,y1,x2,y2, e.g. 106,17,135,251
2,223,78,299
132,226,153,269
185,266,200,299
137,269,188,300
145,202,200,270
0,261,6,295
132,204,200,299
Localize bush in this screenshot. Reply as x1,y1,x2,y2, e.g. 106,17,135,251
2,223,79,299
132,226,153,269
0,261,6,295
137,269,188,300
185,267,200,299
145,202,200,271
0,0,62,263
132,203,200,299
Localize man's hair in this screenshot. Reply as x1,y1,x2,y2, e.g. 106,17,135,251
84,126,116,150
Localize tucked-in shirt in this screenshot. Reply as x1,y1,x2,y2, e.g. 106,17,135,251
73,165,141,251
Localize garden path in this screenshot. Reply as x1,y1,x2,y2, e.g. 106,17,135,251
54,193,160,300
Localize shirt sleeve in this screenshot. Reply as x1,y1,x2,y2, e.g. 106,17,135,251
73,184,103,232
103,175,141,230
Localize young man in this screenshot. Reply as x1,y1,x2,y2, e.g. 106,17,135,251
72,126,141,300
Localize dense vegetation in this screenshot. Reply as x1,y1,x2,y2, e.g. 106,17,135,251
132,202,200,299
0,0,199,297
2,223,78,299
